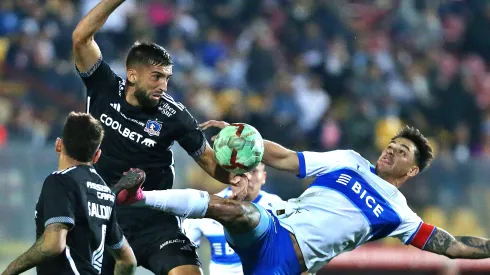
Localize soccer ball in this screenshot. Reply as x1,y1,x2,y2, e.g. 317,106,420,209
213,123,264,174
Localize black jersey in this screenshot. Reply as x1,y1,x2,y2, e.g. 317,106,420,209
35,165,124,275
77,58,207,229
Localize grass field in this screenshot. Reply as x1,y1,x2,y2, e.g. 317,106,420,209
0,239,212,275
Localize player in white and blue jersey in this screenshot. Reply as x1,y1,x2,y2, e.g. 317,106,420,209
115,122,490,275
182,163,283,275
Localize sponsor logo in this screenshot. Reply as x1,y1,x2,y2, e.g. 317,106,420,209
160,239,186,250
336,174,384,218
141,138,157,147
110,103,121,112
100,114,144,143
158,103,177,117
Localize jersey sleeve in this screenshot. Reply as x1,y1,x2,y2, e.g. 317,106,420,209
297,150,352,178
182,218,203,247
388,207,436,249
105,206,125,250
75,56,120,104
175,108,207,157
40,175,77,229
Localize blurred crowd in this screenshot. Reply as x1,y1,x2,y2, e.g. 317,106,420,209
2,0,490,239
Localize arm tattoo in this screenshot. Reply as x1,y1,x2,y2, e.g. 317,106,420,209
424,227,490,259
114,262,136,275
108,240,136,275
423,228,456,256
2,224,68,275
454,236,490,258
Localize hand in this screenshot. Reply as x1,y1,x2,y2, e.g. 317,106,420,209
199,120,230,141
227,173,251,200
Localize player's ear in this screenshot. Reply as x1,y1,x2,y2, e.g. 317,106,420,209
55,138,62,154
93,149,102,164
126,68,138,84
407,166,419,177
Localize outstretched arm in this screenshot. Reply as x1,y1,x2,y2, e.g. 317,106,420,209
261,140,299,174
72,0,125,72
2,223,69,275
423,227,490,259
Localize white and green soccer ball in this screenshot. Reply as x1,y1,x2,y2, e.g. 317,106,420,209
213,123,264,174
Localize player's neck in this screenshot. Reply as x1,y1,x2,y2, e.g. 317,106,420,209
125,87,140,107
379,174,406,189
58,154,92,171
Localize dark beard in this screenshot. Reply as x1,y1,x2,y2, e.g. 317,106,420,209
134,88,160,109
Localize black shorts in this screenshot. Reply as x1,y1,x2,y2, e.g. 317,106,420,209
101,170,200,274
101,222,200,275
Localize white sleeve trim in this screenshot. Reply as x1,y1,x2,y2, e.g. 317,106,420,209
188,134,207,157
76,57,102,78
45,216,75,228
107,236,125,250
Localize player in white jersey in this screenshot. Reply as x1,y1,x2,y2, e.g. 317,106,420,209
183,163,283,275
115,122,490,275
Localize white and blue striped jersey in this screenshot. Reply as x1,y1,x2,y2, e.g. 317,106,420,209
277,150,431,274
183,187,283,275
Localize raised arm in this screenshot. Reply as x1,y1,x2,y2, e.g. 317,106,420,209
72,0,125,72
423,227,490,259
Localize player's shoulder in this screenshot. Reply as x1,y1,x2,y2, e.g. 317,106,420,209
47,165,97,186
49,166,79,178
42,166,81,190
332,149,372,169
158,93,188,116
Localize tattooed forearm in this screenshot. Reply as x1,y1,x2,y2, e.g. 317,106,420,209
2,236,56,275
1,223,68,275
423,228,456,257
114,262,137,275
454,236,490,259
423,227,490,259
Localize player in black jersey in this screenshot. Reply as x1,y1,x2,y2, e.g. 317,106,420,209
2,112,137,275
72,1,250,274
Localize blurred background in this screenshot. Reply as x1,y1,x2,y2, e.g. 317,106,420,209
1,0,490,274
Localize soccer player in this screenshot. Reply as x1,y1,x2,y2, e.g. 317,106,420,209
1,112,137,275
183,163,283,275
116,121,490,275
72,1,249,274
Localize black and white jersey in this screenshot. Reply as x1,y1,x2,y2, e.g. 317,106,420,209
35,165,124,275
77,58,207,229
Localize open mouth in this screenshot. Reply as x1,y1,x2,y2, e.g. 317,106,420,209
381,157,391,165
150,92,162,99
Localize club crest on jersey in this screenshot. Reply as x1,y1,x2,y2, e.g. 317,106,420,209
144,120,162,136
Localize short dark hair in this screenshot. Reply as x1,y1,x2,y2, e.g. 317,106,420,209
126,41,172,68
392,125,433,172
62,112,104,162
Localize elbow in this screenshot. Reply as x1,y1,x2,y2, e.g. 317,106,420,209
116,255,137,270
445,243,469,259
45,242,66,256
117,258,137,268
72,30,92,47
